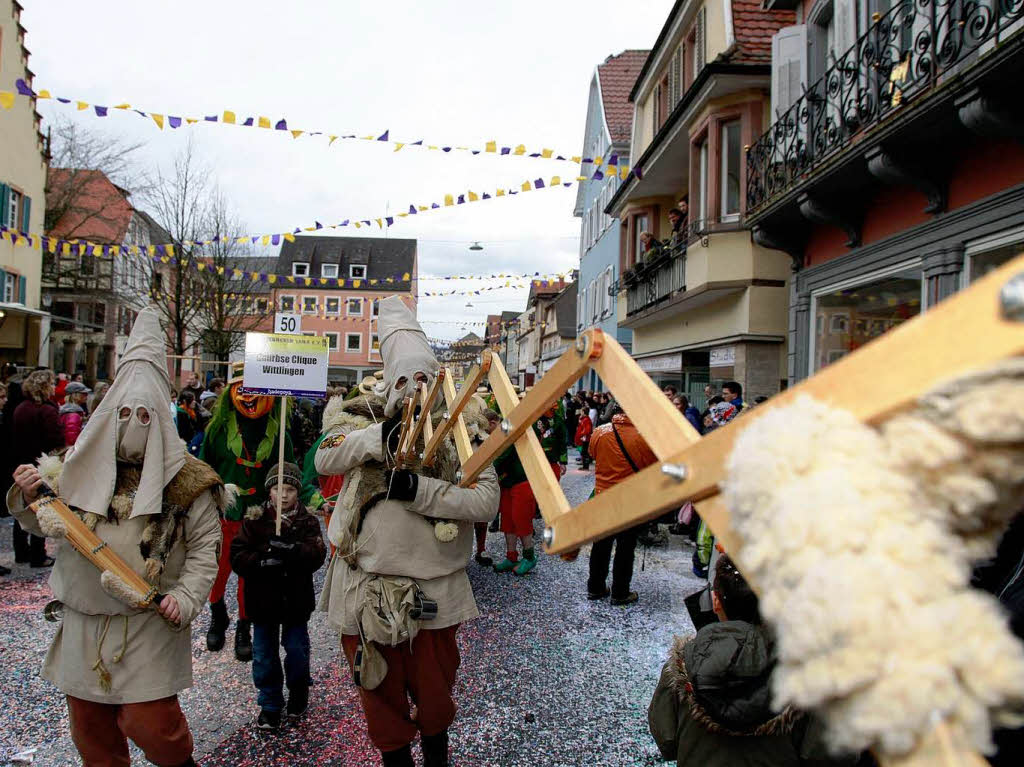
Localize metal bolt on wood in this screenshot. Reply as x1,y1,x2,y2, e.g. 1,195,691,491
1000,272,1024,321
660,463,688,482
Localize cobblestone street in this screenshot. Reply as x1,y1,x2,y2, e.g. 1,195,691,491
0,451,704,766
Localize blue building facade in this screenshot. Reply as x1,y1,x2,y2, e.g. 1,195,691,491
573,51,646,392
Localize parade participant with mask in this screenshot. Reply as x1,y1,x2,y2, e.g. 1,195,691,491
6,306,226,767
200,364,294,661
315,296,499,767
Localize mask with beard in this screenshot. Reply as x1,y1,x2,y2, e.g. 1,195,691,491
117,406,151,464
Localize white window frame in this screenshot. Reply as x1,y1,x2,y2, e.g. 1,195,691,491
301,331,316,338
3,273,17,303
962,224,1024,289
292,262,310,277
301,295,318,315
720,120,742,223
321,263,339,279
808,258,925,377
350,264,367,279
345,332,362,353
324,332,340,351
279,294,296,312
325,296,341,315
6,189,22,229
370,333,381,357
346,297,364,317
602,265,614,316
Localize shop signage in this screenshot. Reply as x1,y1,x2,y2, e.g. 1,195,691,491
636,353,681,373
710,346,736,367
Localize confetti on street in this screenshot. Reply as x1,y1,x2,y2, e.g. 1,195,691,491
0,454,705,766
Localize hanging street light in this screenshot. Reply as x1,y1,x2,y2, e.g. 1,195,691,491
469,242,484,251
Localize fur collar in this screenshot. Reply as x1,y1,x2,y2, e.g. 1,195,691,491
665,635,801,738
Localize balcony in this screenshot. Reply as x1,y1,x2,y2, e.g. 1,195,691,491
624,244,687,316
746,0,1024,217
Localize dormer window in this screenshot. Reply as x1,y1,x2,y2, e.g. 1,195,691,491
292,262,310,277
322,263,339,278
350,264,367,279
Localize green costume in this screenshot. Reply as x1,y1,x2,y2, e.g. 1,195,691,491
199,393,295,521
538,401,567,465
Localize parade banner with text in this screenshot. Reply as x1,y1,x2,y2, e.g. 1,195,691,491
242,333,329,398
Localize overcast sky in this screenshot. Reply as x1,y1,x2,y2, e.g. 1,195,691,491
20,1,669,339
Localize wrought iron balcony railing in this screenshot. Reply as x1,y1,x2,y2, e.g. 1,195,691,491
746,0,1024,214
625,246,687,315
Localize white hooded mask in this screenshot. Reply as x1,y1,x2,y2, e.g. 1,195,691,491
375,296,440,417
60,305,184,519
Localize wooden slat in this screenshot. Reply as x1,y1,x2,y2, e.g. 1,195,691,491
546,252,1024,557
592,332,700,458
422,352,492,466
482,353,571,520
421,383,434,447
403,372,444,462
443,372,474,465
461,329,602,485
395,395,416,465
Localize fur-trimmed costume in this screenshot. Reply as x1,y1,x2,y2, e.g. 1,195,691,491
5,305,224,767
314,296,499,764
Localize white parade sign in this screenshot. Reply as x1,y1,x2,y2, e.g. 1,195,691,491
274,312,302,335
241,332,329,399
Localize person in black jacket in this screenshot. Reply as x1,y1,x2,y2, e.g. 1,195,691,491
230,462,326,731
10,369,61,567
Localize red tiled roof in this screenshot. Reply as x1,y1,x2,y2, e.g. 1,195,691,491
47,169,135,243
597,50,650,144
729,0,795,65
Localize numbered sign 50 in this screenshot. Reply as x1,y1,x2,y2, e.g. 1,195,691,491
275,313,302,335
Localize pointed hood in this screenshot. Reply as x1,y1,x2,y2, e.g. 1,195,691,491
60,305,184,519
375,296,439,417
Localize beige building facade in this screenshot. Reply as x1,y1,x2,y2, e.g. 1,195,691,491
0,0,49,366
608,0,796,408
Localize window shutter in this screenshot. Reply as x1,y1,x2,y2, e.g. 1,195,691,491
21,195,31,231
18,276,26,304
0,184,9,228
696,8,706,73
833,0,858,56
771,25,808,118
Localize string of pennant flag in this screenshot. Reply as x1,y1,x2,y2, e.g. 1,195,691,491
0,169,592,265
3,79,641,180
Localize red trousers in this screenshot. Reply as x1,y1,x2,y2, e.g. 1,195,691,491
66,694,193,767
209,517,246,618
341,625,461,752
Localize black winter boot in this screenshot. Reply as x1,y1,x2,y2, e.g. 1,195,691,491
234,619,252,662
381,744,414,767
421,730,449,767
206,600,229,651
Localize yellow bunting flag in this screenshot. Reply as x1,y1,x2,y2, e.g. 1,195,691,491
468,191,479,202
375,219,383,228
485,141,496,153
514,145,526,155
284,233,295,242
541,149,553,158
76,101,89,111
223,110,236,124
496,189,505,197
258,116,271,129
261,235,270,246
0,92,14,110
551,176,561,185
394,143,405,152
444,195,454,206
291,130,303,139
521,181,531,192
152,114,165,129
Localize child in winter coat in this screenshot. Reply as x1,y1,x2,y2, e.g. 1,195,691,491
649,555,860,767
230,462,327,731
574,411,593,470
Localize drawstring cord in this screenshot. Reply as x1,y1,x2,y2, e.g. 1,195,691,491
93,614,129,693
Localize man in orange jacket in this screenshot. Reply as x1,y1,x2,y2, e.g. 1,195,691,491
586,405,657,605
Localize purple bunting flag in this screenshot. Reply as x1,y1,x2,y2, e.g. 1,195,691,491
242,117,254,127
634,165,643,180
314,222,323,229
15,79,34,96
340,220,350,226
271,234,280,245
377,130,389,141
275,119,288,130
168,116,182,129
607,153,619,166
408,205,417,215
534,178,545,189
205,115,218,122
592,169,604,180
431,203,440,209
482,193,491,200
457,195,465,204
94,106,108,117
500,147,511,155
385,217,394,226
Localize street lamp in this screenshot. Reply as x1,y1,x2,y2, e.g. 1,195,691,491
469,242,483,251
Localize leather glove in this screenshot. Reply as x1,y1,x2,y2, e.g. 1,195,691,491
381,414,403,459
269,536,298,560
385,469,419,502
